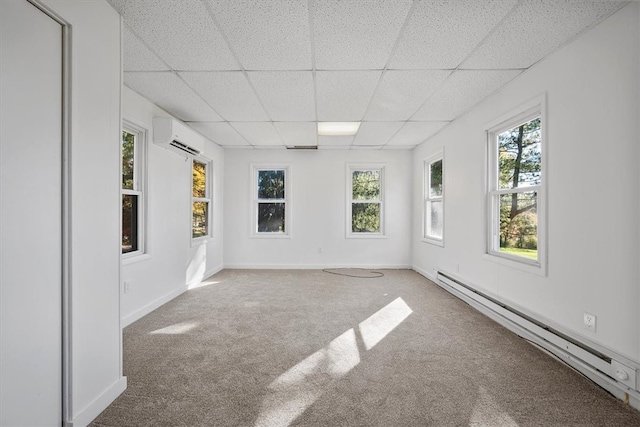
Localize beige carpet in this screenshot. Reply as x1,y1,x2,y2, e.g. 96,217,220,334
91,269,640,426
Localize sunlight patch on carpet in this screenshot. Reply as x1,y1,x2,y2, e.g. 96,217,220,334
149,322,198,335
255,297,413,427
468,386,519,427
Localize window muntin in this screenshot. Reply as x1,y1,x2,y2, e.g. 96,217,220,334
424,154,443,244
488,109,543,265
121,124,145,256
253,166,290,236
192,159,211,239
347,165,384,237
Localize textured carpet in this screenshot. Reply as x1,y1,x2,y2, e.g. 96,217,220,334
91,269,640,426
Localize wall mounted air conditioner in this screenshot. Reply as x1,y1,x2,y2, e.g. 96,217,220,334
153,117,205,157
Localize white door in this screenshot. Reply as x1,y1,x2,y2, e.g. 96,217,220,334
0,0,63,424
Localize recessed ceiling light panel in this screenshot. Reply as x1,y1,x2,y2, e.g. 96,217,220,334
317,122,361,136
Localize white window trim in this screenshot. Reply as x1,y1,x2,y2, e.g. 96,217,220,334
191,157,213,242
346,163,386,239
423,151,444,246
485,94,547,276
121,119,147,260
251,164,291,239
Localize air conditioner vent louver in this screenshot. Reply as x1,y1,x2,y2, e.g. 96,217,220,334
170,139,200,156
286,145,318,150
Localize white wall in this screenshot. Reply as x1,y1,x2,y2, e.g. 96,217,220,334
412,3,640,362
224,149,412,268
32,0,125,425
120,86,224,326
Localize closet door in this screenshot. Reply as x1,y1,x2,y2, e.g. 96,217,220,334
0,0,63,424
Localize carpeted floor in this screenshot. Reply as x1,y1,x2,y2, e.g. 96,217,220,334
91,269,640,426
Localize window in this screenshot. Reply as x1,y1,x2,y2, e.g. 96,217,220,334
252,165,290,237
121,121,146,256
487,98,545,270
347,164,385,237
192,158,211,239
424,153,444,245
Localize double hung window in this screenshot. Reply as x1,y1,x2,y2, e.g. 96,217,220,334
424,153,444,245
347,164,385,237
253,165,290,237
192,159,211,239
121,122,146,256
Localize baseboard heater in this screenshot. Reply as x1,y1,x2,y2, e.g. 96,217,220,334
435,270,640,408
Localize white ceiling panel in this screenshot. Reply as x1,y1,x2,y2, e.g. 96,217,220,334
316,71,382,121
461,0,625,69
231,122,284,146
365,70,451,121
318,136,354,147
390,0,517,69
274,122,318,147
120,0,239,71
248,72,316,121
353,122,404,146
412,70,522,121
187,122,250,147
206,0,311,70
122,25,168,72
124,72,222,122
181,72,269,121
387,121,449,146
312,0,413,69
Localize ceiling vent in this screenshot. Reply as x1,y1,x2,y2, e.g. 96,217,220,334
286,145,318,150
153,117,204,157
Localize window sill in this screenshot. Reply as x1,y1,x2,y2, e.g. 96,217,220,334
251,233,291,239
422,237,444,247
122,253,151,266
483,252,547,277
191,236,214,247
346,233,387,239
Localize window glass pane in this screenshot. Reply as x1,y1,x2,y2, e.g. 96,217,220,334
122,131,135,190
352,170,380,200
192,201,208,238
192,161,207,198
429,160,442,197
352,202,380,233
499,191,537,260
498,117,541,190
258,170,285,199
427,200,443,239
258,202,285,232
122,194,138,253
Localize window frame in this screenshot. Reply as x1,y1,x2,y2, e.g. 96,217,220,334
191,157,212,242
251,164,291,239
121,120,147,260
485,95,547,275
423,151,444,246
346,163,386,239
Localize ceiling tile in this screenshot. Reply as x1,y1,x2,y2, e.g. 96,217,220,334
248,72,316,121
312,0,413,69
316,71,382,121
180,72,269,121
412,70,522,121
364,70,451,121
123,26,168,71
390,0,517,69
461,0,625,69
387,121,449,146
205,0,311,70
187,122,250,147
231,122,284,146
353,122,404,146
120,0,239,70
124,72,222,122
274,122,317,146
318,135,354,147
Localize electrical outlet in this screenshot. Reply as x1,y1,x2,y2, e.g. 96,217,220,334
583,312,596,332
124,280,131,294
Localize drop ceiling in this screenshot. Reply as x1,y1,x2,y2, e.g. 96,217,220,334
108,0,626,150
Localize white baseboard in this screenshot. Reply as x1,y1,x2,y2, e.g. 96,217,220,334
66,376,127,427
411,265,437,282
224,264,412,270
203,264,223,279
122,287,186,328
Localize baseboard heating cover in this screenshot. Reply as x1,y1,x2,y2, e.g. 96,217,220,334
435,270,640,409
